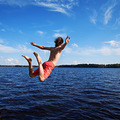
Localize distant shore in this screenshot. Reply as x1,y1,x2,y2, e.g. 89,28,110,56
57,64,120,68
1,64,120,68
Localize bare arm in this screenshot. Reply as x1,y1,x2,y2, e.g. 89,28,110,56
31,42,52,50
59,36,70,51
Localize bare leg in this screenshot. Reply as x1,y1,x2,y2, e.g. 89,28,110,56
22,55,35,78
33,52,45,82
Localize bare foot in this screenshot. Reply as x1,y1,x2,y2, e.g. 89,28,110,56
33,52,41,64
22,55,32,63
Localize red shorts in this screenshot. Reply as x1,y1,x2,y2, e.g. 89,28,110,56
33,61,55,79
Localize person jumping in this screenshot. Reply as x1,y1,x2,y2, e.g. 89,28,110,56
22,36,70,82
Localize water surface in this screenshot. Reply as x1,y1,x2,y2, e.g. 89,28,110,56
0,67,120,120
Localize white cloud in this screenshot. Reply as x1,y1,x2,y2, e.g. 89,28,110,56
90,17,96,24
99,47,112,55
116,18,120,25
53,28,67,38
64,46,72,53
0,44,33,53
35,2,69,15
72,43,78,47
79,47,98,56
34,0,79,15
1,29,5,32
0,44,16,53
80,46,120,56
115,34,120,40
19,30,23,34
100,47,120,55
53,33,67,38
0,0,79,15
112,18,120,29
0,0,30,7
37,30,44,35
6,58,19,65
104,40,120,47
0,38,4,43
63,43,120,56
53,29,63,33
104,2,116,24
72,60,80,64
0,56,3,59
90,10,97,24
7,58,14,62
18,45,33,53
104,6,112,24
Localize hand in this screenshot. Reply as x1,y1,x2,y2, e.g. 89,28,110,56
65,36,70,44
31,42,36,46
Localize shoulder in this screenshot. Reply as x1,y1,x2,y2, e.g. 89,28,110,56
54,46,63,52
43,46,54,50
50,46,60,51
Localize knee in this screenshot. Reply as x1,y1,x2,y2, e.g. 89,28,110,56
29,73,34,78
39,76,45,82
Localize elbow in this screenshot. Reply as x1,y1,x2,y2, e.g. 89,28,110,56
41,46,45,49
39,76,45,82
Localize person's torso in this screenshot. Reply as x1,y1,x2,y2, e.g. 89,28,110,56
48,47,62,65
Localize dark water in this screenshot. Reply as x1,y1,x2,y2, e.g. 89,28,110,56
0,67,120,120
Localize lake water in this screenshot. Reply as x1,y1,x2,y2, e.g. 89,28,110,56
0,67,120,120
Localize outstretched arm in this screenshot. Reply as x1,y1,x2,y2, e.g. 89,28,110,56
59,36,70,51
31,42,52,50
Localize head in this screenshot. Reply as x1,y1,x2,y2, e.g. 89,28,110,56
54,37,63,47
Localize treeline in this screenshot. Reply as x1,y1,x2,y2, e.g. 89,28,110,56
58,64,120,68
1,64,120,68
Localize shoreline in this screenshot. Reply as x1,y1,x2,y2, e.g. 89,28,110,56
1,63,120,68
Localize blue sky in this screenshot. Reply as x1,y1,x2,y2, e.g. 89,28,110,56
0,0,120,65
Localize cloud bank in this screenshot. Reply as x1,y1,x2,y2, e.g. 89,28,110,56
0,44,33,53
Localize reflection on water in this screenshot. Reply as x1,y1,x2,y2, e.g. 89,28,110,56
0,67,120,120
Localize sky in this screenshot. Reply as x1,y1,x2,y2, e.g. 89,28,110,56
0,0,120,65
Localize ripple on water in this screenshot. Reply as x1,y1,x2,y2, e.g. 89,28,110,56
0,67,120,119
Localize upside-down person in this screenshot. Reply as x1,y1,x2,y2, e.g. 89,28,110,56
22,36,70,82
